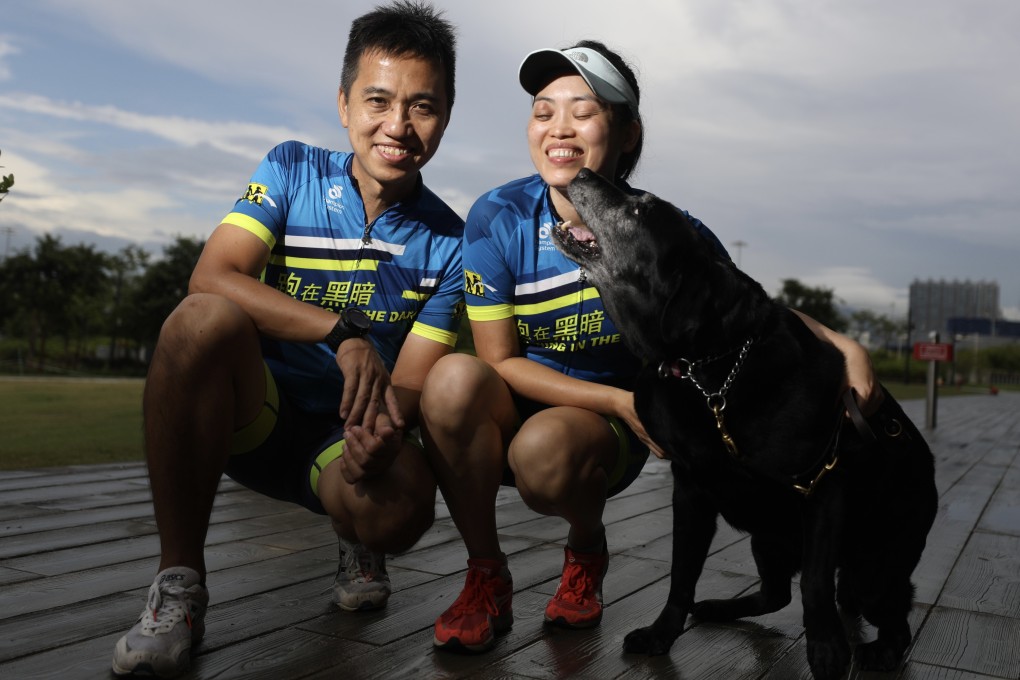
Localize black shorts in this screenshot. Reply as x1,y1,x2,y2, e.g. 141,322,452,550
224,365,421,515
501,396,649,498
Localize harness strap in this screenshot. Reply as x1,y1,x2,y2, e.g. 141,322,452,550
842,388,877,445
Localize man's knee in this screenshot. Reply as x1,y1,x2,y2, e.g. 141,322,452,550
158,294,254,354
321,445,437,553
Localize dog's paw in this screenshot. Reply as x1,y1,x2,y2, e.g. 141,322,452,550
623,627,674,656
806,636,851,680
694,591,789,621
692,598,739,621
854,639,903,672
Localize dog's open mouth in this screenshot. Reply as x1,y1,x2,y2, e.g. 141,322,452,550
553,220,601,260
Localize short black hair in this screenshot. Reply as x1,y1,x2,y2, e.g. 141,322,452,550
340,1,457,112
570,39,643,183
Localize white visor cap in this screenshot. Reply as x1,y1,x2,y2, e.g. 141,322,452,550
519,47,639,116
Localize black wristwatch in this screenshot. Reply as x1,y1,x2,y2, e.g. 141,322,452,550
324,307,372,352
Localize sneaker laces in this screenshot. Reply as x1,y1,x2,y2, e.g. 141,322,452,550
558,561,595,602
447,567,500,617
140,584,194,634
338,542,387,583
554,554,604,604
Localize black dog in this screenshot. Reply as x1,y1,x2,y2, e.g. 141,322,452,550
552,168,937,680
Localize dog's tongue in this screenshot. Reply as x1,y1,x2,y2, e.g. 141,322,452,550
561,220,596,243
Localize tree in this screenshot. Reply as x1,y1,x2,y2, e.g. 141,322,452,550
0,235,109,371
105,245,150,366
774,279,847,332
123,236,205,353
0,148,13,204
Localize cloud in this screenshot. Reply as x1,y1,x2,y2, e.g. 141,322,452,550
5,0,1018,325
0,92,300,162
0,35,17,81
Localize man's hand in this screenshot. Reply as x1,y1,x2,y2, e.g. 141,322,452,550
335,338,404,429
338,414,404,484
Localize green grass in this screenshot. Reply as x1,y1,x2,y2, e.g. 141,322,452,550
0,377,145,470
0,376,994,471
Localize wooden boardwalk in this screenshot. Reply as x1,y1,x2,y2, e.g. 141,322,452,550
1,393,1018,679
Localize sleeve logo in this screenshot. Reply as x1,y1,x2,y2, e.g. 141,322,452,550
242,183,277,208
464,269,485,297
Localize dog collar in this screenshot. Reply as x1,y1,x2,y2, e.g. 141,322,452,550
657,337,754,458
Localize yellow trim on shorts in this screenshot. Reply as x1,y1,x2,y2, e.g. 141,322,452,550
231,363,280,455
605,415,632,489
309,432,425,498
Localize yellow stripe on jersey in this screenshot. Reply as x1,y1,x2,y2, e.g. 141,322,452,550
466,303,515,321
223,212,277,250
410,322,458,347
512,287,602,316
267,253,381,272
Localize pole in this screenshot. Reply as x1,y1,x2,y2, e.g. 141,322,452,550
925,332,939,430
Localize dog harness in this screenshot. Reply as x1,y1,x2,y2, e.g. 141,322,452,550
657,341,899,497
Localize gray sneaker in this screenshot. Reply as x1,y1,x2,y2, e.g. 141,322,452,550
331,538,391,611
111,566,209,678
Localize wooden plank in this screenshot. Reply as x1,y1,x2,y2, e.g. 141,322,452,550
0,592,140,663
898,661,1006,679
938,531,1020,616
0,630,123,679
191,626,372,679
909,606,1020,678
975,451,1020,536
911,459,1005,606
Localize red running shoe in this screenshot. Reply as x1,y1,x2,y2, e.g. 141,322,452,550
544,544,609,628
434,558,513,652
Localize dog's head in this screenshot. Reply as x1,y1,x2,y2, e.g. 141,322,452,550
552,168,771,360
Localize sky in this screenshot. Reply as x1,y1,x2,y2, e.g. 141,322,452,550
2,0,1018,322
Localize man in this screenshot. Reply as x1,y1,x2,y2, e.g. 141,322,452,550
111,2,462,677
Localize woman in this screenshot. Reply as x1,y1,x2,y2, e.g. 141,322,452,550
420,40,877,653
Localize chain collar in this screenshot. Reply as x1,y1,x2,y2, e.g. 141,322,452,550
658,338,753,400
657,337,754,458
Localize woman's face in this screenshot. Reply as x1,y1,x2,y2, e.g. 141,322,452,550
527,73,634,192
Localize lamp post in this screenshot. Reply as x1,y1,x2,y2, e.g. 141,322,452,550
731,240,747,268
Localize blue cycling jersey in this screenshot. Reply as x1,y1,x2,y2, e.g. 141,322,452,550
463,174,727,390
222,141,465,413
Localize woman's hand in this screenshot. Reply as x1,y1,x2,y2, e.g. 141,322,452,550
791,310,883,415
615,391,669,459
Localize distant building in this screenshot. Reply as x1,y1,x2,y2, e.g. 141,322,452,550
908,279,1001,344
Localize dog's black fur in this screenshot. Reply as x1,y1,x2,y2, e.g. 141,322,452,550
552,169,938,680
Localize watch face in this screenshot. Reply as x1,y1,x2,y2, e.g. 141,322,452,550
343,307,372,332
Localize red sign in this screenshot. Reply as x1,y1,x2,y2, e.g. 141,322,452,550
913,342,954,362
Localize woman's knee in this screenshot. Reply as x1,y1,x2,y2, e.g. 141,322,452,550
420,353,498,429
510,414,611,503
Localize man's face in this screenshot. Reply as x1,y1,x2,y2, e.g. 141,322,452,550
339,49,450,200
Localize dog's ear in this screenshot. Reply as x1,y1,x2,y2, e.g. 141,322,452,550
655,216,755,351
